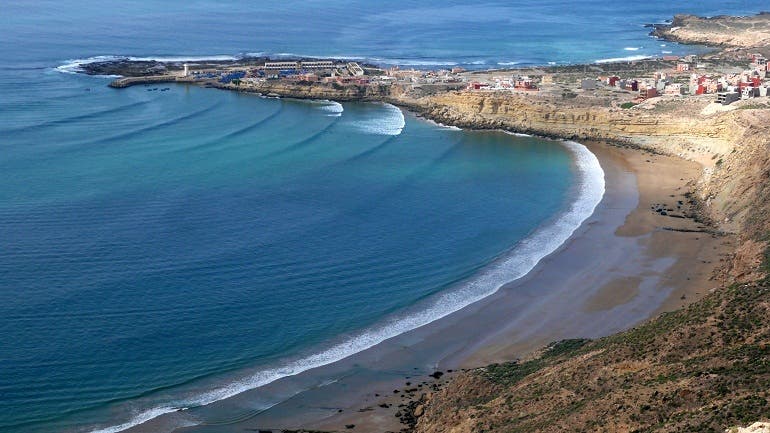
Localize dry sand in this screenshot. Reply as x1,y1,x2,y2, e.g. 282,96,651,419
304,142,734,433
170,139,733,433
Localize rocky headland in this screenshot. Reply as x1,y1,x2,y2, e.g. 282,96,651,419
78,12,770,432
652,13,770,48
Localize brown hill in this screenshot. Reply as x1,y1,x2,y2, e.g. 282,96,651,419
411,107,770,432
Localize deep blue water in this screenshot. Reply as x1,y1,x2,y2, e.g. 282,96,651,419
0,1,760,432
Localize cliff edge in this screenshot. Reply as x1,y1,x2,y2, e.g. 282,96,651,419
652,13,770,48
408,103,770,432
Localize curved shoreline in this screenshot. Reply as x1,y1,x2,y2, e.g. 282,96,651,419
184,137,657,433
50,12,764,426
62,60,734,432
81,115,604,433
56,50,742,431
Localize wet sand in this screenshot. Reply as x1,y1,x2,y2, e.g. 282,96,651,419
308,142,731,432
136,140,732,433
459,143,732,368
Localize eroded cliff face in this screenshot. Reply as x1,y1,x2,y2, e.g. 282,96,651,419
407,90,770,279
406,101,770,433
700,110,770,281
408,91,738,158
216,81,396,101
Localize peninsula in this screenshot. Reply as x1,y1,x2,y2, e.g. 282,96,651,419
76,12,770,433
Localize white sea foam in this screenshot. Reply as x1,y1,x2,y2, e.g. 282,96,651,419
624,47,641,51
88,407,179,433
127,55,238,62
253,51,447,67
372,58,459,67
424,118,462,130
502,130,533,137
595,54,651,64
317,101,344,117
660,44,667,47
662,50,673,54
56,56,123,74
439,124,462,131
355,103,405,135
88,137,605,433
267,52,365,61
57,52,462,76
55,55,239,74
182,137,605,412
497,61,520,66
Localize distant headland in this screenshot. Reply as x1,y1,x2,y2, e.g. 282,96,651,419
66,12,770,433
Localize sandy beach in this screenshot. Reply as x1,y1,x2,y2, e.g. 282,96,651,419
143,137,732,433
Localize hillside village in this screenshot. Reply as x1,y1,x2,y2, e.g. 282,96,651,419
465,53,769,106
107,50,770,112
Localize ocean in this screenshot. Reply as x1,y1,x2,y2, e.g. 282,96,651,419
0,1,759,432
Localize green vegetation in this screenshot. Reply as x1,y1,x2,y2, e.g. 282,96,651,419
446,280,770,433
621,102,638,109
483,339,590,386
542,338,591,359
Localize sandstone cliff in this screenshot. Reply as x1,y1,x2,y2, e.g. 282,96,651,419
403,91,769,238
215,74,770,433
403,99,770,433
216,81,396,102
406,91,738,158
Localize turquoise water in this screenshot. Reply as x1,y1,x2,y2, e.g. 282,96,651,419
0,1,759,432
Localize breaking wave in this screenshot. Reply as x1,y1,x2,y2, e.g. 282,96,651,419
88,407,189,433
354,103,405,135
55,55,239,74
595,54,651,64
316,100,344,117
502,130,533,137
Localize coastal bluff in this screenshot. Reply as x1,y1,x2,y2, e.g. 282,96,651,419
404,104,770,433
405,90,737,157
652,13,770,48
215,80,408,102
84,11,770,431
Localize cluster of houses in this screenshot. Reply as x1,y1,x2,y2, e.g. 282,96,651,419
254,61,370,85
190,61,469,88
467,75,538,91
380,66,466,85
185,60,374,86
692,53,768,104
581,53,769,105
184,53,769,105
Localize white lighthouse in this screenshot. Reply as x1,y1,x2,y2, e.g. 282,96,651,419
183,63,189,76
